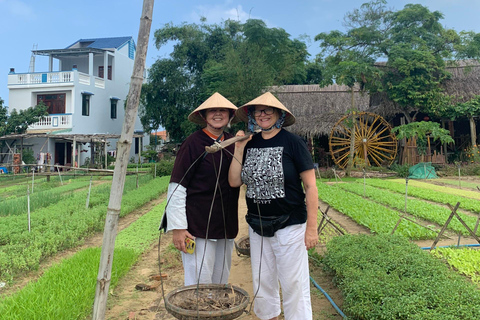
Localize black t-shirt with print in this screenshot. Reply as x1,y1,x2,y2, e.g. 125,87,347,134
241,129,314,227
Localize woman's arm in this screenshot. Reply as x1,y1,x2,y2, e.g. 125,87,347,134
228,130,250,187
300,169,318,250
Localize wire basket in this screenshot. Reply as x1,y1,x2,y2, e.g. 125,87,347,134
165,284,249,320
234,236,250,257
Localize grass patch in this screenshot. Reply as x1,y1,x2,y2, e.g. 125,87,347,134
0,194,170,319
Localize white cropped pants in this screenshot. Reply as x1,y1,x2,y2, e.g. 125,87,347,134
249,223,312,320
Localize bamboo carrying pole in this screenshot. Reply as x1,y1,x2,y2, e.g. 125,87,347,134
92,1,154,319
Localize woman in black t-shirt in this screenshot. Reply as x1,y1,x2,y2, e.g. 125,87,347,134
229,92,318,320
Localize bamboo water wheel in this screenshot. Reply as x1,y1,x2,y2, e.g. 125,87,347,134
329,112,397,168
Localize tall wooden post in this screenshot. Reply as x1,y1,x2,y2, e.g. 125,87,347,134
92,1,154,319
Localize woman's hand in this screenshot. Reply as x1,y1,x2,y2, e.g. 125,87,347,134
172,229,195,253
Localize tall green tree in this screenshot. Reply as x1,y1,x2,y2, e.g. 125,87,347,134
140,19,311,141
0,99,48,135
315,0,461,123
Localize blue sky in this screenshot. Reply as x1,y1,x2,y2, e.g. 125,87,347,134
1,0,480,107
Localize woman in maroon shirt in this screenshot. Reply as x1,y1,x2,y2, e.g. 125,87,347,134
164,92,240,286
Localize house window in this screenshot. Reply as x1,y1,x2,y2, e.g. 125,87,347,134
82,93,92,116
135,137,139,154
110,99,118,119
98,66,112,80
37,94,65,114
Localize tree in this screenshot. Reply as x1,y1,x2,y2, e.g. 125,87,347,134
0,99,48,135
315,0,461,123
392,121,454,156
140,19,311,141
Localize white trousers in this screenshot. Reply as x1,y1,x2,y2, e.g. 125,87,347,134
182,238,234,286
249,224,312,320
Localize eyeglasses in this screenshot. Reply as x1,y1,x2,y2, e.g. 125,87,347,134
253,107,274,117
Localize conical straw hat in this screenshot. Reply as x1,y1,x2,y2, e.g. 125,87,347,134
188,92,239,125
236,92,295,127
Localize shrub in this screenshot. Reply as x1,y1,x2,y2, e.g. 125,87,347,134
389,163,410,178
152,159,175,177
323,234,480,319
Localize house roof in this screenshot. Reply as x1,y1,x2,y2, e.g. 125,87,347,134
65,37,133,50
33,36,134,57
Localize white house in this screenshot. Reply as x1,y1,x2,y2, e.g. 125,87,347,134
5,36,148,169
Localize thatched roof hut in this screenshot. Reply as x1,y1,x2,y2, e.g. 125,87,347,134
269,84,370,137
443,60,480,102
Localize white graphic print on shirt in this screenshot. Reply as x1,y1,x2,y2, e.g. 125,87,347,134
243,146,285,204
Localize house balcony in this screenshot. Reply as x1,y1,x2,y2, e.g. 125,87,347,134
29,113,72,130
8,71,105,89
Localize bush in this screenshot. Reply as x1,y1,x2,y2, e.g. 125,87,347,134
323,234,480,319
389,163,410,178
152,159,175,177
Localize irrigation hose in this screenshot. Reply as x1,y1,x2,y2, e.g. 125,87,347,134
310,275,346,319
421,243,480,250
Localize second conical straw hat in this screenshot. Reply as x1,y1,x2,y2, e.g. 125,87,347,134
236,92,295,127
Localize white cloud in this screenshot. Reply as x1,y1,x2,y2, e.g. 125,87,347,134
1,0,36,20
189,3,264,24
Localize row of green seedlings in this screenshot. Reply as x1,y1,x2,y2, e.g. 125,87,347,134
337,182,480,236
435,178,480,190
1,179,94,216
364,178,480,213
431,247,480,285
323,234,480,320
0,175,169,282
0,174,112,199
0,197,170,319
0,177,50,198
0,174,149,217
390,178,480,200
316,182,436,239
0,174,154,242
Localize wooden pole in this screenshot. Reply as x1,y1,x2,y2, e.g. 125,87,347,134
92,1,154,319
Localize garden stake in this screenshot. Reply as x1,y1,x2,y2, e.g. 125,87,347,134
430,202,460,250
31,169,34,193
446,203,480,244
317,205,330,234
27,185,31,232
363,169,366,198
57,165,63,185
458,164,461,188
475,186,480,235
317,205,344,236
86,175,92,209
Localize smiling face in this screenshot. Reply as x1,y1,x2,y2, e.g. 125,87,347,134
253,105,279,130
204,108,230,133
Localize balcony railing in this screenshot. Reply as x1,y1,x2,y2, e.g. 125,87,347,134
9,71,74,85
29,114,72,130
8,71,105,89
